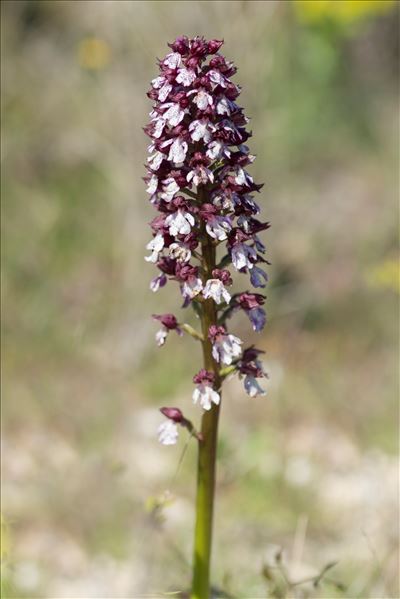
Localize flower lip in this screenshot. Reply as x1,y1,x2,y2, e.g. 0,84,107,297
165,209,195,236
206,216,232,241
231,242,258,271
192,368,220,410
145,232,165,263
158,420,179,445
203,279,231,305
176,67,197,87
162,52,182,70
192,383,220,411
244,375,266,397
210,329,243,365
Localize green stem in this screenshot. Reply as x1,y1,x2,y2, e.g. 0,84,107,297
181,323,205,342
191,224,221,599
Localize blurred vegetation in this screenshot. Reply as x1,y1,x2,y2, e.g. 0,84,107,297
1,1,399,598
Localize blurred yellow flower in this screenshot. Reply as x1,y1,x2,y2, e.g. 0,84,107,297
78,37,111,70
366,259,400,293
295,0,395,24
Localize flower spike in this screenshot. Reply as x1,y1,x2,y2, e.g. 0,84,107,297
145,36,269,426
145,36,270,598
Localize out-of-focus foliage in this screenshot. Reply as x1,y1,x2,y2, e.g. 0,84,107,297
1,1,398,598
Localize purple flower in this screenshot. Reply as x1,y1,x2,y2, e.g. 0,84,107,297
168,242,191,263
174,262,203,299
165,137,188,164
158,406,201,444
189,119,214,142
165,210,195,236
207,140,231,161
206,215,232,241
200,204,232,241
236,293,266,332
176,67,197,87
237,346,268,397
146,174,158,195
163,52,182,69
160,177,180,201
230,238,257,271
187,155,214,186
190,88,213,111
145,232,165,263
208,325,242,365
147,149,165,171
192,369,220,411
182,276,203,299
203,279,231,305
152,313,182,346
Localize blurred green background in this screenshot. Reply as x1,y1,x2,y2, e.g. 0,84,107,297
1,1,399,598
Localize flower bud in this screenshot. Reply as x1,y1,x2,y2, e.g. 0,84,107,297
207,39,224,54
168,36,190,55
152,313,179,329
160,406,184,423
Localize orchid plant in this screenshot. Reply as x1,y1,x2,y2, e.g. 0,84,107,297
144,36,269,599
